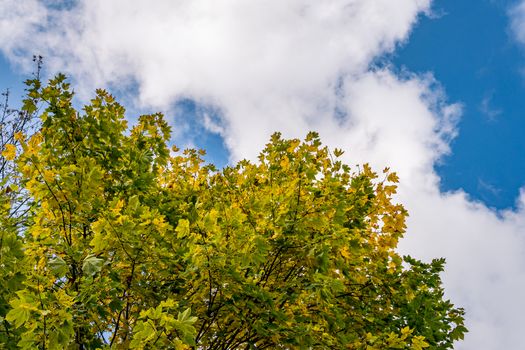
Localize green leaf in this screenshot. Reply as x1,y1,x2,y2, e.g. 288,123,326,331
176,219,190,238
6,293,38,329
82,255,104,277
48,256,68,277
178,307,192,322
6,306,31,328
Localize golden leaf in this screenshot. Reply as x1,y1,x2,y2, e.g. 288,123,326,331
2,143,16,160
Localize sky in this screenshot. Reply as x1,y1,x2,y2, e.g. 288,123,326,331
2,0,525,348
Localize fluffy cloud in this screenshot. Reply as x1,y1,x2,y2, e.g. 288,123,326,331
510,1,525,47
2,0,525,348
1,0,431,148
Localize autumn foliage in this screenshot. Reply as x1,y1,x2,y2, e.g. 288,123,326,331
0,75,466,349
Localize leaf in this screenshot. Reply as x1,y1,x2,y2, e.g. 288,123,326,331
2,143,16,160
14,131,25,141
48,256,68,277
333,148,344,157
387,172,400,183
6,305,31,328
176,219,190,238
340,246,352,260
411,335,430,350
82,255,104,277
6,293,38,329
89,223,108,253
177,307,193,323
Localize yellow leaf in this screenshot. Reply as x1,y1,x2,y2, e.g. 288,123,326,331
388,260,397,273
42,169,55,183
176,219,190,238
280,156,290,169
340,246,352,260
287,140,300,153
14,132,24,141
387,172,400,183
90,230,108,253
411,335,430,349
111,199,125,214
401,326,412,335
2,143,16,160
400,326,413,340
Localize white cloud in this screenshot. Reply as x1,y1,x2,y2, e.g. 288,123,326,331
479,91,502,122
510,1,525,47
2,0,525,348
0,1,47,67
400,187,525,350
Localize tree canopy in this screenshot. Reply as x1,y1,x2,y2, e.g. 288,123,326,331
0,74,466,349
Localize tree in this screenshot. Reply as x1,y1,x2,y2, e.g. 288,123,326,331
0,75,466,349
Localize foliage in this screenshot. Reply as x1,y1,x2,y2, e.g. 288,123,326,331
0,75,466,349
0,56,41,349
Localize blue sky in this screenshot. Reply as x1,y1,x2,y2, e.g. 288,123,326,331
3,1,525,348
0,57,26,108
393,0,525,210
